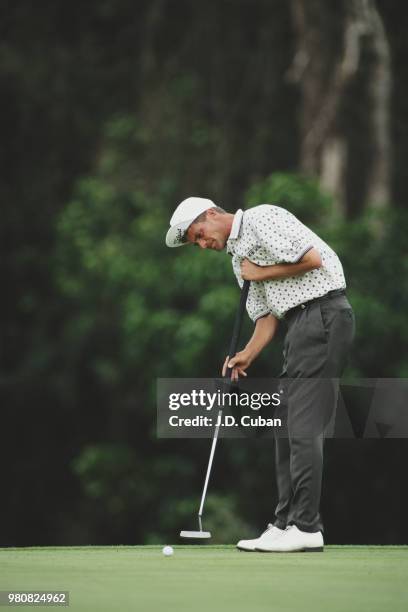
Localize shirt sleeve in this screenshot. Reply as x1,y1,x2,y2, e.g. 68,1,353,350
232,261,270,322
249,205,314,264
246,282,271,322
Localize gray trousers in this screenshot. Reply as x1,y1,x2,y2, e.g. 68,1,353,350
273,291,355,533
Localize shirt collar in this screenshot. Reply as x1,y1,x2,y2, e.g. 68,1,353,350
226,209,244,254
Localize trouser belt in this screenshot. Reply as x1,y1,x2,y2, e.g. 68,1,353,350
284,289,346,321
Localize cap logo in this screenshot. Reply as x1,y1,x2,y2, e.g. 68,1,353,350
176,227,185,242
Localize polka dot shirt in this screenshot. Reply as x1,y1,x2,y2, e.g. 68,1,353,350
226,205,346,321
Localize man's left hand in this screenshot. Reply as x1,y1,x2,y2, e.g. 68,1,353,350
240,258,266,281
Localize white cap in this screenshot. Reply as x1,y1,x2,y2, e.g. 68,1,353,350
165,197,216,247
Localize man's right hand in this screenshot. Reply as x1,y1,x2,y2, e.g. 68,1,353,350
222,350,252,381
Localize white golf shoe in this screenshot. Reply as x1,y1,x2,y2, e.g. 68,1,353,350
255,524,324,552
236,524,284,552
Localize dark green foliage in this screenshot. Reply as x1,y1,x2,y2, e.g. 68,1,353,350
245,173,332,228
54,139,408,541
2,1,408,546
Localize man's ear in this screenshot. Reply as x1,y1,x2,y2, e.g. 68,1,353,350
206,208,217,218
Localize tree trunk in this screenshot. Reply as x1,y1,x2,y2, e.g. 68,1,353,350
288,0,392,217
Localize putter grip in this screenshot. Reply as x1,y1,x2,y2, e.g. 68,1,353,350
226,280,250,378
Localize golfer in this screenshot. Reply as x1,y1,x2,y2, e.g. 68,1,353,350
166,197,355,552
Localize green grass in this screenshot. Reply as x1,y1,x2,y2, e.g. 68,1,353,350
1,546,407,612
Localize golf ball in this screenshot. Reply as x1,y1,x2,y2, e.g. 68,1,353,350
162,545,174,556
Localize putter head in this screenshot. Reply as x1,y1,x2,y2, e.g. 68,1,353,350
180,530,211,539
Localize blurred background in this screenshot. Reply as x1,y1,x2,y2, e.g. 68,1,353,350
2,0,408,546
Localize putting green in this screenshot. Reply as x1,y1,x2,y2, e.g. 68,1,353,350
1,546,407,612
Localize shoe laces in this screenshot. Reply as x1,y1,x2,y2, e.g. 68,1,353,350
261,523,275,535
